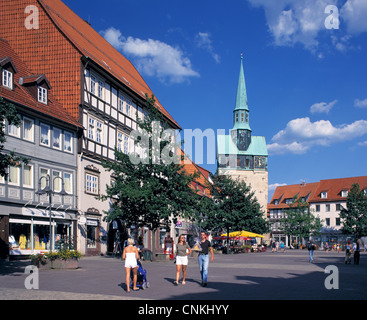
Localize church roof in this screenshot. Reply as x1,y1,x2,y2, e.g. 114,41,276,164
234,55,249,112
217,134,268,156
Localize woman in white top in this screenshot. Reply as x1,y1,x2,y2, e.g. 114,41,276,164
122,238,140,292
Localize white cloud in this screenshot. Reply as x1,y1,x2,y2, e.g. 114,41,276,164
310,100,338,114
268,183,288,191
341,0,367,34
358,141,367,147
247,0,338,51
195,32,220,63
354,98,367,108
100,27,199,83
268,117,367,155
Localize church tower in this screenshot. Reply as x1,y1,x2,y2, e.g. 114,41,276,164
217,55,269,226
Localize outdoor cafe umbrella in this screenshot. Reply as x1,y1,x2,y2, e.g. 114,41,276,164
221,230,264,238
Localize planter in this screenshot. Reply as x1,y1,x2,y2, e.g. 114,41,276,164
32,259,51,270
51,258,79,269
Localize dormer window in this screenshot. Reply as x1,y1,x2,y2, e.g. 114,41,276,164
38,86,47,104
0,56,17,90
321,192,327,199
341,190,348,197
2,69,13,89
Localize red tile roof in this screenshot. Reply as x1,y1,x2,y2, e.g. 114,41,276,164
268,176,367,211
38,0,180,129
0,38,81,128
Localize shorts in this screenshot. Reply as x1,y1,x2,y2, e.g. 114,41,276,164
176,255,188,266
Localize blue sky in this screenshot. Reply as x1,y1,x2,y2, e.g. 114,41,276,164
64,0,367,200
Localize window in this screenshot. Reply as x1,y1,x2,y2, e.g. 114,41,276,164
125,99,131,117
64,131,72,153
336,203,342,211
118,93,124,112
88,116,103,143
23,164,33,188
53,127,61,150
8,166,19,186
315,205,320,212
325,218,330,226
240,112,244,122
8,121,20,138
88,117,95,140
63,172,72,194
96,121,102,143
40,123,50,146
341,190,348,197
336,218,341,226
90,75,96,95
86,173,98,194
38,86,47,104
2,69,13,89
321,192,327,199
23,117,34,142
52,171,61,192
326,204,330,212
98,80,104,99
40,168,50,189
117,131,129,154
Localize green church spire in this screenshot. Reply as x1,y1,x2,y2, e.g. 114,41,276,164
232,54,251,132
235,54,249,111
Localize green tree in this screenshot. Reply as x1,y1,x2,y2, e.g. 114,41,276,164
0,97,29,179
205,173,268,248
340,183,367,238
279,196,323,244
101,94,198,258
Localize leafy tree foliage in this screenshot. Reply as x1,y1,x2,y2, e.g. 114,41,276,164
0,97,29,178
340,183,367,238
101,94,198,256
279,196,323,242
204,173,268,238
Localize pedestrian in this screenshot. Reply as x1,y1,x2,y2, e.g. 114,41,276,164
272,241,276,253
345,240,352,264
325,242,329,253
174,235,192,285
307,239,315,263
122,238,140,292
353,239,361,265
198,231,214,287
280,241,285,253
336,243,340,253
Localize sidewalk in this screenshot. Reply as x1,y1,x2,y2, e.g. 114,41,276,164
0,250,366,300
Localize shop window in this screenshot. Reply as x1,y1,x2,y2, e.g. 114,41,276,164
9,221,31,251
33,224,49,250
87,224,97,249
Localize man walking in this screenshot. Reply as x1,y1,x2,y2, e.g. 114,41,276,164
308,239,315,263
198,231,214,287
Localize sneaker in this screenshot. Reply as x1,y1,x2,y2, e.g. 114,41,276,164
173,281,178,286
202,282,207,287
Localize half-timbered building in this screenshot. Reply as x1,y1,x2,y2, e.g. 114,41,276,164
1,0,181,255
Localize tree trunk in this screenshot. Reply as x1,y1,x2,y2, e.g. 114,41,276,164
151,229,157,261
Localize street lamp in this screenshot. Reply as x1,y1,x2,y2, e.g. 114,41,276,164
36,174,68,251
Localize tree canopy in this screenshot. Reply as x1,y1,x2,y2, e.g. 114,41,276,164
340,183,367,238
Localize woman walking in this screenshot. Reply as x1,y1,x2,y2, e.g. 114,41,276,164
122,238,140,292
174,235,192,285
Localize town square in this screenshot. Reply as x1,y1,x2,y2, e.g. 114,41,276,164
0,0,367,312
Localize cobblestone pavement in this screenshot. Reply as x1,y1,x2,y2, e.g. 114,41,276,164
0,250,366,300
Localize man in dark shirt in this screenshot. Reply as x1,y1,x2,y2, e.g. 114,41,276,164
198,231,214,287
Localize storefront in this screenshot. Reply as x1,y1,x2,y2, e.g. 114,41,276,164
5,207,77,257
